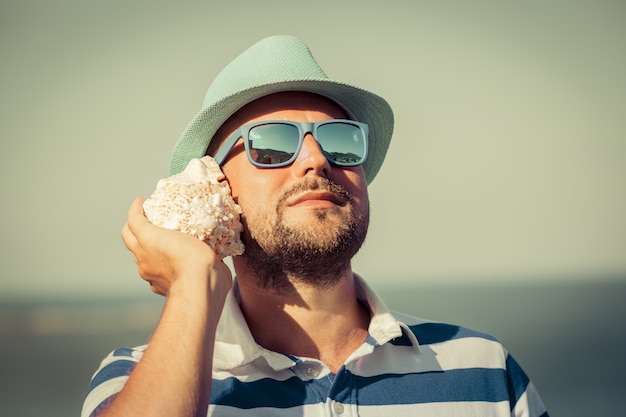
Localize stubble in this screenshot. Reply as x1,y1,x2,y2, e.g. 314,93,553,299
240,177,369,292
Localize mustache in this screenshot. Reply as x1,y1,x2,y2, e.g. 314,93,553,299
278,177,352,207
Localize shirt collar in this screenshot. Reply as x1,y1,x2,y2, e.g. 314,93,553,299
213,281,295,371
213,275,420,371
353,274,420,350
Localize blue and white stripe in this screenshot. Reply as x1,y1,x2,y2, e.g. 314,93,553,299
82,276,549,417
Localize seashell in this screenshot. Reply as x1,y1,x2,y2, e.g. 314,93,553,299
143,156,244,257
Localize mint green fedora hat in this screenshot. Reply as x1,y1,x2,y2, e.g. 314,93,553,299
169,35,394,184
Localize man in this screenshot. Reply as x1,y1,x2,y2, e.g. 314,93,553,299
82,35,549,417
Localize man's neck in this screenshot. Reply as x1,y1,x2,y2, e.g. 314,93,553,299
234,268,371,374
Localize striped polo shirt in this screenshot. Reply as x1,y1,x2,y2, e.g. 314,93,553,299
82,276,549,417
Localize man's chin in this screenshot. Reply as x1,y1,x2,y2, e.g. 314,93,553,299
283,205,347,224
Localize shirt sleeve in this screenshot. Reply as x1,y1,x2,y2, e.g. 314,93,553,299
81,345,147,417
506,353,550,417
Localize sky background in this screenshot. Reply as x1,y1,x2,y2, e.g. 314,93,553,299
1,0,625,298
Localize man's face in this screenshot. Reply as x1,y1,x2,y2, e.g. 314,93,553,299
217,92,370,290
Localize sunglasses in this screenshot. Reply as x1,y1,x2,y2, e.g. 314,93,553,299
213,119,369,168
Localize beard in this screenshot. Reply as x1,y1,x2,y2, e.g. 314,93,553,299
239,177,369,293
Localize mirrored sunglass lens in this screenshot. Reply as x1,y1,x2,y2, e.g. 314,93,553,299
248,124,299,165
316,123,366,165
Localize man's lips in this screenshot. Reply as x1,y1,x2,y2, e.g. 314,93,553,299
287,190,347,207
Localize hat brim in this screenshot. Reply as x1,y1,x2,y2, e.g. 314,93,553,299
169,78,394,184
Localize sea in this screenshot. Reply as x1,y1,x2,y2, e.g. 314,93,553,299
1,279,624,417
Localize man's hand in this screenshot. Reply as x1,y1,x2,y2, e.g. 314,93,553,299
120,197,232,297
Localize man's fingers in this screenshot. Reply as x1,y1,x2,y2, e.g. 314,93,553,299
125,197,148,235
120,221,137,252
124,196,164,250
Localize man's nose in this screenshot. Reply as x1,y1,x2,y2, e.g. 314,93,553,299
292,134,331,178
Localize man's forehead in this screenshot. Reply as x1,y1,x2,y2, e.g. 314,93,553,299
228,92,349,124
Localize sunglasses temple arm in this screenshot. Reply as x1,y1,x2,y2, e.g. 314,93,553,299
212,131,242,166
